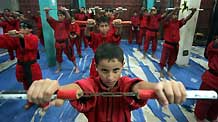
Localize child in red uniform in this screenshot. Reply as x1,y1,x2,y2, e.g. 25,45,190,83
85,16,122,77
27,43,187,122
75,7,89,49
159,8,196,78
45,7,79,73
0,20,47,110
69,17,82,58
194,35,218,122
143,7,167,59
138,8,148,50
128,11,140,44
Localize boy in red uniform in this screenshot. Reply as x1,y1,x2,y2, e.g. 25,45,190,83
0,20,47,110
138,8,148,50
159,8,196,78
75,7,89,49
85,16,122,77
143,7,167,59
27,43,187,122
194,35,218,122
128,11,140,44
45,7,79,73
69,17,82,57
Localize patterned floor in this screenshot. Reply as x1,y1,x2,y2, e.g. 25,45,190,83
0,40,208,122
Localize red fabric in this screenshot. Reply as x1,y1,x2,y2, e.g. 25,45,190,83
194,41,218,120
75,13,87,21
0,34,42,87
69,22,81,55
128,16,140,44
128,28,139,44
47,17,70,40
159,44,179,69
140,15,148,28
70,76,147,122
55,40,75,63
144,31,157,52
131,16,140,27
89,59,99,78
163,19,186,42
33,16,44,46
147,14,161,31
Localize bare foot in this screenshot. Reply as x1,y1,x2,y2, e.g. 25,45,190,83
55,69,61,74
152,54,158,59
159,72,164,78
74,67,79,73
167,71,173,78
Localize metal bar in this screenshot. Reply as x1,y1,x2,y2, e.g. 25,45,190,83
0,90,217,100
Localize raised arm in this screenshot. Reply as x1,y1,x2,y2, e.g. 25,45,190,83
183,8,197,23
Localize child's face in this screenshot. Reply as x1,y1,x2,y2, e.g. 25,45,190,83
96,58,124,89
58,14,65,21
20,27,32,34
98,22,110,35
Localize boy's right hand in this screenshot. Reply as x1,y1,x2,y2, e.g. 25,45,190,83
44,7,51,12
87,19,96,27
27,79,63,106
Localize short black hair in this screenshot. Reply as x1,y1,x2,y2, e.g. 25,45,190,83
96,16,109,25
57,10,65,16
20,20,33,29
95,43,124,65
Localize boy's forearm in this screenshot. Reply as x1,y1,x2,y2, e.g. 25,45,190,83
132,81,157,93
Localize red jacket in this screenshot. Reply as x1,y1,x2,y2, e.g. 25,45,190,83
163,19,186,43
47,17,71,40
88,28,121,52
69,22,80,36
131,16,140,27
70,76,147,122
202,41,218,88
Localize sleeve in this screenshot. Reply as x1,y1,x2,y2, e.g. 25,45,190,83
179,19,186,28
47,17,57,29
207,41,218,58
120,77,147,110
24,35,39,50
70,78,97,113
0,34,18,50
75,23,81,36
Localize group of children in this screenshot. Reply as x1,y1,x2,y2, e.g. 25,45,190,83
0,5,217,122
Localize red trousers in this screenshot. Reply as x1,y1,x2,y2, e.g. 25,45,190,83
55,40,75,63
8,49,15,60
144,31,157,52
137,28,147,45
194,71,218,120
16,62,42,90
80,28,89,49
71,38,81,55
128,28,139,44
159,44,178,69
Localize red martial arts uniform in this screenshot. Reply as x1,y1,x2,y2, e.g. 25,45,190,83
87,29,121,78
159,19,186,69
69,22,81,56
138,15,148,45
47,17,75,63
75,13,89,49
0,19,17,60
128,15,140,44
70,76,147,122
194,41,218,121
33,16,44,46
144,14,161,52
0,34,42,89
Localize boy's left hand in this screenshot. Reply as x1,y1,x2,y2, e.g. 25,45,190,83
154,80,186,107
